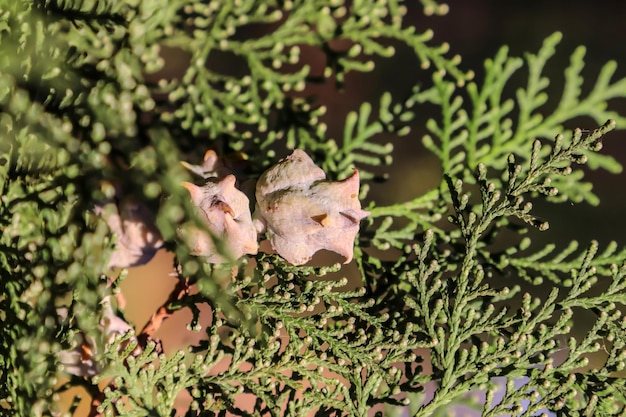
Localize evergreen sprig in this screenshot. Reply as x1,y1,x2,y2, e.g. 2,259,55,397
364,35,626,262
1,1,625,417
419,32,624,202
154,0,470,154
405,120,626,416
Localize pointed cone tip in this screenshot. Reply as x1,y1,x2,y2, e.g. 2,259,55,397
220,174,238,189
182,181,203,204
203,149,218,162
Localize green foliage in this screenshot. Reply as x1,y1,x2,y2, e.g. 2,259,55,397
1,1,625,417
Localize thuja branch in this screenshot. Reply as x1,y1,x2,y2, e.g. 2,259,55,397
3,1,626,416
449,120,616,243
412,120,619,416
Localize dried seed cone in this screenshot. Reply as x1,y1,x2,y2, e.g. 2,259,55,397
255,149,369,265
